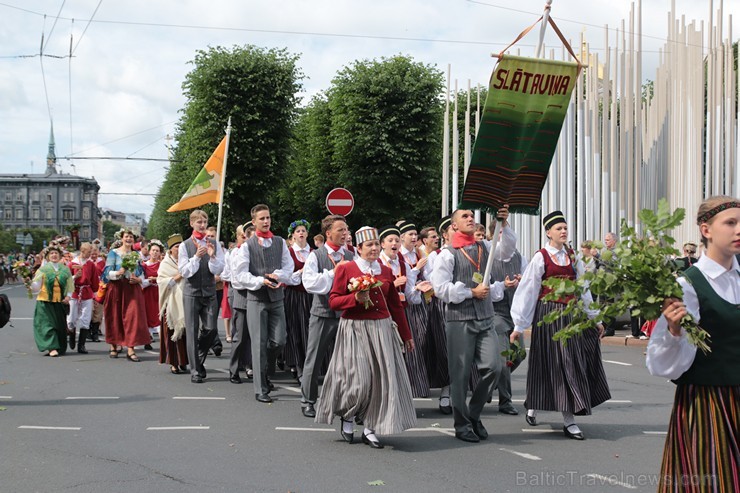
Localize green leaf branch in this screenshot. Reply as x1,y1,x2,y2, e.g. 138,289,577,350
540,199,711,353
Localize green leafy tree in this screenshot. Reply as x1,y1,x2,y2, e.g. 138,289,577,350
149,45,303,240
325,55,445,229
102,220,121,243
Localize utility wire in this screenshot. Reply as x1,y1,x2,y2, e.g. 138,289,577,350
41,0,65,53
72,0,103,54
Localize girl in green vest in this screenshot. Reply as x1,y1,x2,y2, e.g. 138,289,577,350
647,195,740,492
31,245,74,357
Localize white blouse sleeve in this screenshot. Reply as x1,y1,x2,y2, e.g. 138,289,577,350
646,277,699,380
430,249,473,305
510,251,546,333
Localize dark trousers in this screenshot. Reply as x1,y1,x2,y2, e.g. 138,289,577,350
446,317,502,434
300,315,339,404
183,294,218,377
492,320,522,407
229,307,252,374
247,299,287,395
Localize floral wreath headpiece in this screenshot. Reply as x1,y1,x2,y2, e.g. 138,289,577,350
697,201,739,225
288,219,311,236
113,228,126,241
148,239,166,252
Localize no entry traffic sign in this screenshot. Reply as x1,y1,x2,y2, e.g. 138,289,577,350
325,188,354,216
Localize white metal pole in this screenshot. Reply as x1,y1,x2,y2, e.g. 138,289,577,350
215,116,232,244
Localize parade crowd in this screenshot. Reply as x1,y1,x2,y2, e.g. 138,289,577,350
6,195,739,492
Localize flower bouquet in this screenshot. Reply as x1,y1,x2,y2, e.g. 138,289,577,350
13,260,33,299
501,340,526,368
540,199,711,353
121,251,140,278
348,274,383,309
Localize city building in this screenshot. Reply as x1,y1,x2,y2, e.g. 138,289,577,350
0,126,101,241
101,208,148,237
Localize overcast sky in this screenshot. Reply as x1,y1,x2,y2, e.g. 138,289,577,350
0,0,735,219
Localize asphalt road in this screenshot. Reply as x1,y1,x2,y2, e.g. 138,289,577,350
0,282,673,493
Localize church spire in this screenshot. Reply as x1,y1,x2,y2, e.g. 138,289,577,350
46,122,57,175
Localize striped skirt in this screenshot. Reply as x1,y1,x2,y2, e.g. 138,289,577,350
525,300,611,414
404,303,430,397
284,289,312,370
425,296,450,388
315,317,417,436
658,384,739,493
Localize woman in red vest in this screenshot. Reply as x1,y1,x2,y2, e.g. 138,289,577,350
141,239,165,350
510,211,610,440
284,219,313,381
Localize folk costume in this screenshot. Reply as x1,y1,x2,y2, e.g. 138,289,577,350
285,236,313,379
177,232,225,382
223,239,252,381
233,230,294,401
510,211,611,439
141,255,162,340
90,254,106,342
316,227,417,442
103,248,150,351
647,254,740,492
158,235,189,372
431,225,512,442
300,239,355,417
66,254,99,353
32,253,74,355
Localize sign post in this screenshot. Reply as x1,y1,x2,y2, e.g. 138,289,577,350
325,188,355,216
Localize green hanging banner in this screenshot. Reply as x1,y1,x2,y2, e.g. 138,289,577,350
459,55,580,215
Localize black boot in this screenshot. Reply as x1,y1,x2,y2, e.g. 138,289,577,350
68,329,76,350
77,329,89,354
90,322,101,342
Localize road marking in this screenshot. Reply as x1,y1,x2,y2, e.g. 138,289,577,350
584,473,638,489
146,426,210,430
0,396,12,399
603,360,632,366
499,448,542,461
209,368,229,374
65,396,120,400
10,317,33,320
407,427,456,436
521,428,560,433
606,399,633,404
19,426,81,430
172,396,226,400
276,427,336,432
144,350,158,355
643,431,667,435
276,385,301,394
413,398,433,401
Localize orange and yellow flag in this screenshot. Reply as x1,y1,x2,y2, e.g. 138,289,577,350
167,136,226,212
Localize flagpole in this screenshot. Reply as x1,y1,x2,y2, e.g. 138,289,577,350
215,116,232,243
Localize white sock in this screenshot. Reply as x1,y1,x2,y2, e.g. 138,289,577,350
441,385,450,398
527,409,537,418
439,396,450,407
343,418,354,434
363,428,378,442
562,412,578,430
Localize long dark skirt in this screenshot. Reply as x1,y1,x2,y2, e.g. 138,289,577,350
33,301,67,354
658,384,739,492
425,296,450,388
404,302,430,398
284,289,312,371
158,315,188,368
103,280,150,348
524,300,611,414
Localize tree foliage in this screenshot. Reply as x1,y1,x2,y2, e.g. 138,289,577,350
148,45,303,241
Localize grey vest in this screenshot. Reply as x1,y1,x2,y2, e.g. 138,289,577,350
445,243,495,321
246,235,285,303
183,238,216,298
309,246,354,318
492,250,522,317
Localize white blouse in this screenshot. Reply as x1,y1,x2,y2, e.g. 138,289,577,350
510,243,597,333
646,255,740,380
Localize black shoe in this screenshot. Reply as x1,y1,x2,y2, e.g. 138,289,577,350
499,406,519,415
471,420,488,440
290,368,299,380
302,403,316,418
339,418,354,443
191,375,204,384
229,372,242,384
77,329,88,354
354,416,364,426
213,347,222,357
563,425,584,440
525,414,537,426
455,430,480,443
68,331,76,350
144,344,153,350
603,330,615,337
256,393,272,403
266,376,275,391
362,432,384,449
246,369,253,379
